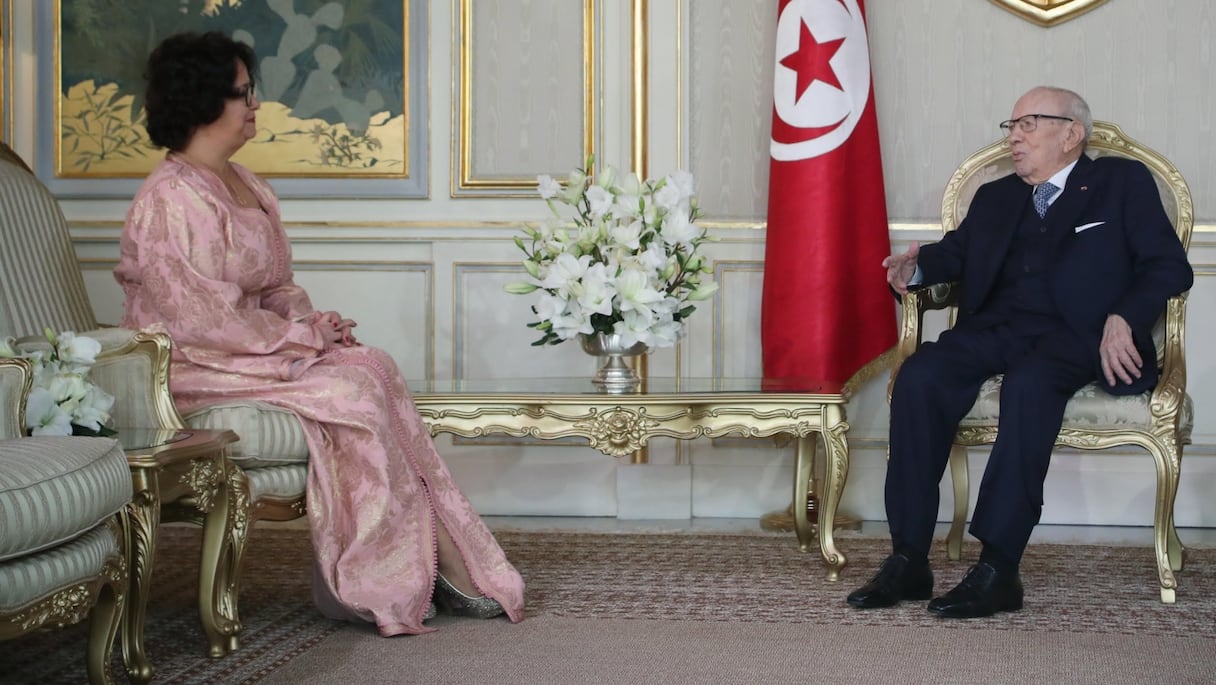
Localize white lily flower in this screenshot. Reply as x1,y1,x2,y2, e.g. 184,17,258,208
668,170,695,202
47,371,89,404
638,242,668,277
647,316,682,348
57,330,102,369
609,220,643,251
560,169,587,204
534,291,571,323
550,308,594,340
614,171,641,197
660,210,702,248
653,183,682,212
615,268,665,318
72,384,115,432
26,387,73,436
614,193,642,219
577,263,618,318
612,309,657,348
536,174,562,200
597,165,617,189
539,252,592,298
585,185,614,219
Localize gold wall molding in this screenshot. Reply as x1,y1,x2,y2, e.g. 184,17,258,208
631,0,647,180
989,0,1111,27
453,0,597,195
1,0,8,141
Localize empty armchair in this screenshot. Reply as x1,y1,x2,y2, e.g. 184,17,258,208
0,357,131,684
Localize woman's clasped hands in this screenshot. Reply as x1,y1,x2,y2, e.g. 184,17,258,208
312,310,359,350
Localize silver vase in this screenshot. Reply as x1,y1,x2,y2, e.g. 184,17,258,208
579,333,648,393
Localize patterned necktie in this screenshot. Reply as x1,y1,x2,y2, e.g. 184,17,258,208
1033,182,1058,218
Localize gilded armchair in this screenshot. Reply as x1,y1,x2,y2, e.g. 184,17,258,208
887,121,1193,603
0,357,131,684
0,143,308,654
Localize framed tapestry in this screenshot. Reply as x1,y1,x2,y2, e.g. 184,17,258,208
35,0,428,198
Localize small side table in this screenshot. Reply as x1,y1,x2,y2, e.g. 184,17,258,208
117,428,239,685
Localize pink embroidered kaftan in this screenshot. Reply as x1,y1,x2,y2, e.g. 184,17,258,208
114,156,524,636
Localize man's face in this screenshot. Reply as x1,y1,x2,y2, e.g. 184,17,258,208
1006,89,1078,185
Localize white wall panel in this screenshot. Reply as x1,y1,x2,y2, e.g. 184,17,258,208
686,1,774,220
292,263,433,382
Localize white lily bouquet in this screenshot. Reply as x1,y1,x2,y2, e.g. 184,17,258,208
506,156,719,348
0,328,116,437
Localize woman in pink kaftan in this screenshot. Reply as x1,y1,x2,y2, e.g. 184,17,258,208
114,32,524,636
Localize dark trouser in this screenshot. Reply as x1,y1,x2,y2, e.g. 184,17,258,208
885,322,1095,565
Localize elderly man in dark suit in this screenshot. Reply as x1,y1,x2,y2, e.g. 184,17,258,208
847,86,1193,618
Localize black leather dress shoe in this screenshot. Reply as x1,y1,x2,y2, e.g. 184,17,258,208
927,562,1023,618
846,553,933,609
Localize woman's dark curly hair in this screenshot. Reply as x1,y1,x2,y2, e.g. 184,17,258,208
143,31,257,151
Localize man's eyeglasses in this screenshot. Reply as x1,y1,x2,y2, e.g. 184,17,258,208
231,83,256,107
999,113,1073,135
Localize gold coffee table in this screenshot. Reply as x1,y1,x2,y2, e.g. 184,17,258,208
118,428,239,684
410,377,854,580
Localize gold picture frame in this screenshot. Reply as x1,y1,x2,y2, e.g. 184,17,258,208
36,0,428,198
989,0,1112,27
452,0,599,196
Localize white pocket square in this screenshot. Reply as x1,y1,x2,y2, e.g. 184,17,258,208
1074,221,1105,233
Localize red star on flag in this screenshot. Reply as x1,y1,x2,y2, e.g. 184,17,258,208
779,19,845,102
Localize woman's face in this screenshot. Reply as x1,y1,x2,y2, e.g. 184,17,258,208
198,59,259,153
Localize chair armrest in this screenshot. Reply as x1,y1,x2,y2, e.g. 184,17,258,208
1150,293,1188,424
90,330,187,430
887,282,960,403
0,358,33,439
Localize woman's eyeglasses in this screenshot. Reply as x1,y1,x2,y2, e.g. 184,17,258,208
231,83,256,107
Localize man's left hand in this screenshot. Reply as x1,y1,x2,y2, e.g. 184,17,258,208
1099,314,1141,386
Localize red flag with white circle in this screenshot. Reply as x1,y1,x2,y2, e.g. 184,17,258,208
761,0,896,385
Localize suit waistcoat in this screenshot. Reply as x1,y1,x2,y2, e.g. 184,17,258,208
979,199,1068,335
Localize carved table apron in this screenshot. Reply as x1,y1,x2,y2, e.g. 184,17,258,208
410,378,853,580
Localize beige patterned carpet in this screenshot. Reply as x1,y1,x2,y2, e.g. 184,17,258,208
3,525,1214,683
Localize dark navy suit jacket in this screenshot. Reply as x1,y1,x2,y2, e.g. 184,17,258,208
915,154,1193,396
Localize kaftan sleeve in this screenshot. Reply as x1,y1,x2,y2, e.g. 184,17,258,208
120,177,324,358
261,281,315,321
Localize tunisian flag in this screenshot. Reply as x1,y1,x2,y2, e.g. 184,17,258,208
761,0,896,386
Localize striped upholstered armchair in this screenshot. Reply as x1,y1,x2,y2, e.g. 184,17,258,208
0,143,308,654
0,357,131,684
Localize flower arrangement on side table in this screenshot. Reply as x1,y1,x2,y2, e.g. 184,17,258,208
0,328,116,436
505,156,719,351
